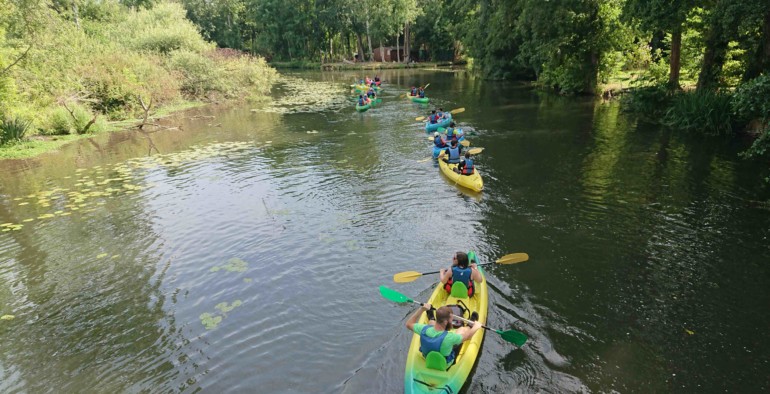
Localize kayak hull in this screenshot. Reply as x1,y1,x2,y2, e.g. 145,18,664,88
404,260,488,394
425,114,453,132
406,92,430,103
438,159,483,192
355,103,371,112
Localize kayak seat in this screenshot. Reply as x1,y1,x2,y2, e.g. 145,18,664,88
425,351,448,371
450,281,469,299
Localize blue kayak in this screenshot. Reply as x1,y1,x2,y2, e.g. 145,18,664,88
425,113,453,132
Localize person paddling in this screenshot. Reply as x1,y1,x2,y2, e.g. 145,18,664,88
410,86,417,96
434,132,448,149
440,251,483,296
418,86,426,98
442,140,462,164
429,110,439,124
405,304,481,367
455,152,475,176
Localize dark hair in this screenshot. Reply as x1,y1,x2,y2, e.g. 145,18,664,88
451,140,458,146
436,306,452,325
449,122,456,127
456,252,469,268
464,152,470,158
431,110,436,114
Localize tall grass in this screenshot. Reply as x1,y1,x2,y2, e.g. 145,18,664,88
662,90,733,136
0,118,31,145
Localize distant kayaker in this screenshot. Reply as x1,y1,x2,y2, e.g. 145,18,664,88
455,152,475,176
442,140,462,164
434,132,448,148
429,110,439,124
405,303,482,367
437,108,445,119
367,88,376,98
440,251,483,296
418,86,426,98
410,86,417,96
374,75,381,85
358,95,366,106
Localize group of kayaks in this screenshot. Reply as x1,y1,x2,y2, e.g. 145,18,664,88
352,79,382,112
370,83,527,393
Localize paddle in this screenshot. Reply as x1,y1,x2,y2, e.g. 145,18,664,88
452,315,528,347
467,147,484,155
450,107,465,114
459,140,470,147
378,286,528,347
393,253,529,283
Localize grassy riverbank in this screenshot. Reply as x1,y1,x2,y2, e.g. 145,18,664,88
0,2,276,160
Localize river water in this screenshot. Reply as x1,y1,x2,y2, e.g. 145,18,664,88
1,69,769,393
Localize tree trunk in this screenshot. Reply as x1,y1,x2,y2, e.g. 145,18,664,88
697,19,729,91
379,39,384,62
744,8,770,80
668,27,682,90
365,20,373,61
355,32,365,62
404,22,410,62
72,1,80,30
396,32,400,63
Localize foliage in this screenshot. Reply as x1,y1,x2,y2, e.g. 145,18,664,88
0,117,30,145
662,90,734,135
621,84,671,120
45,107,75,135
731,74,770,122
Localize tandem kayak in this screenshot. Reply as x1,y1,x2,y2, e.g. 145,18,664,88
425,114,453,132
405,252,488,394
356,103,371,112
438,158,483,192
405,92,430,104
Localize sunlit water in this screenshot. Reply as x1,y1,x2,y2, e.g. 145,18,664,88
1,70,769,393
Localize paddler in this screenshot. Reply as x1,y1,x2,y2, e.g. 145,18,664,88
441,140,463,164
410,86,417,96
405,303,482,366
418,86,426,98
455,152,476,176
428,110,439,124
440,251,483,296
434,132,448,149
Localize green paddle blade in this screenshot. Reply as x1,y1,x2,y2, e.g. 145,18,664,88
379,286,413,303
497,329,528,347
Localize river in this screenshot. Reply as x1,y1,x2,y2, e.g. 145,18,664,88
1,69,768,393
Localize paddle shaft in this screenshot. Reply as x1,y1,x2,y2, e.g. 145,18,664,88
418,261,496,276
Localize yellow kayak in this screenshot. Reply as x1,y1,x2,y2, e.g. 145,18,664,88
438,159,483,192
405,256,488,393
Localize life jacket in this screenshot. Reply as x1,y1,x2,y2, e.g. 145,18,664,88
358,98,365,105
447,146,461,163
367,90,375,97
445,128,455,139
461,159,474,175
411,88,417,96
443,267,475,296
375,76,380,82
419,325,455,365
419,90,425,98
429,114,438,124
434,136,447,148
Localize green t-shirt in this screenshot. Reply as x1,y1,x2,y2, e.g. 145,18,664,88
412,324,464,356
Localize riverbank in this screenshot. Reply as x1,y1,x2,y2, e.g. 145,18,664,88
0,101,207,161
270,60,463,71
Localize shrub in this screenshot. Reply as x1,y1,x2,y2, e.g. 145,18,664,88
662,90,733,136
621,84,671,121
0,118,31,145
112,2,211,55
168,50,227,97
731,74,770,123
45,107,74,135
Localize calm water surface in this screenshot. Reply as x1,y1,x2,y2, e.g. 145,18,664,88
1,70,769,393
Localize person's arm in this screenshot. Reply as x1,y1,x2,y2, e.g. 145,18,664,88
406,303,431,331
460,321,482,341
470,263,483,282
439,268,451,284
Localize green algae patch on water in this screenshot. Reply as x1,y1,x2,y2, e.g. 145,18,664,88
199,313,223,330
210,257,249,273
215,300,242,314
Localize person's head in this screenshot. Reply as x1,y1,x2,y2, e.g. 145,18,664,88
359,95,362,98
449,122,456,127
439,108,444,112
451,140,458,147
435,306,452,326
434,132,439,137
454,251,469,268
465,152,470,159
431,110,436,114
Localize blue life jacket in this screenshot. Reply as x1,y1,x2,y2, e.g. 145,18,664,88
461,159,474,175
411,88,417,96
358,98,365,105
447,146,461,163
452,266,472,286
419,90,425,98
430,114,438,124
419,325,455,364
434,136,447,148
445,128,455,139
